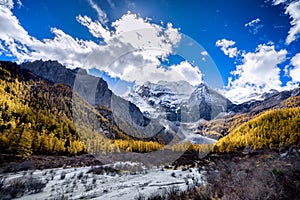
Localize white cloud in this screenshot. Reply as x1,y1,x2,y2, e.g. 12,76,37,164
0,0,13,9
200,51,208,56
106,0,115,9
0,3,205,87
245,18,261,27
245,18,263,35
88,0,108,24
76,15,111,40
285,0,300,44
113,60,202,86
111,13,181,57
169,61,202,86
201,51,208,62
289,53,300,82
225,44,287,103
216,39,238,58
272,0,287,6
272,0,300,44
16,0,22,8
0,5,40,62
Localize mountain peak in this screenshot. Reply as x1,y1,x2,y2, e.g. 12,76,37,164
127,80,231,121
20,60,150,135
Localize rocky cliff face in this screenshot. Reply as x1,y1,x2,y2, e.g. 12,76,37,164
182,83,233,121
21,60,150,136
21,60,112,107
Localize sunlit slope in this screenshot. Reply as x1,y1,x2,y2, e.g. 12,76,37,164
0,61,124,157
213,107,300,153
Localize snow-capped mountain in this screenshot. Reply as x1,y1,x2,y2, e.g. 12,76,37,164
127,81,194,120
182,83,232,121
237,89,280,104
127,81,232,122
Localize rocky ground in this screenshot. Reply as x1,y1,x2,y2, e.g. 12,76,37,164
168,147,300,200
0,154,102,173
0,147,299,199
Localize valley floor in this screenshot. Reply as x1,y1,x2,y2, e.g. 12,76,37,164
0,161,204,200
0,147,299,200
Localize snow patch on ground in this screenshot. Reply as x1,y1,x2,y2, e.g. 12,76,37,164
2,162,206,200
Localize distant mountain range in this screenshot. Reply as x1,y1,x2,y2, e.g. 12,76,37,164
9,60,300,144
127,78,300,121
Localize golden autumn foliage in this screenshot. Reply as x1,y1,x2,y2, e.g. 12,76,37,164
168,141,212,153
0,62,121,157
0,62,211,157
213,107,300,153
0,62,188,156
112,139,163,153
278,95,300,108
112,139,213,154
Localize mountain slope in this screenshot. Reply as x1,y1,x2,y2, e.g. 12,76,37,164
0,61,130,157
21,60,150,136
188,87,300,139
229,87,300,115
182,83,232,121
213,107,300,153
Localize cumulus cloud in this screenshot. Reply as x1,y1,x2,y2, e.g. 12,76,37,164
289,53,300,82
0,5,40,62
169,61,203,86
111,13,181,57
273,0,300,44
0,2,205,87
216,39,238,58
285,0,300,44
76,15,111,40
0,0,14,9
111,60,202,86
225,44,287,103
245,18,263,35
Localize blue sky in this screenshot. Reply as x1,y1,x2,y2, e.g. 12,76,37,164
0,0,300,103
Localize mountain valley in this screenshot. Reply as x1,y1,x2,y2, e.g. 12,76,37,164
0,60,299,200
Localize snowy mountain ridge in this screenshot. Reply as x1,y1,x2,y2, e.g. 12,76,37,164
127,80,194,118
126,81,230,121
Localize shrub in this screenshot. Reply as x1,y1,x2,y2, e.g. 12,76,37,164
170,172,176,177
0,176,5,190
77,172,84,179
26,177,46,194
87,166,118,175
0,176,46,199
60,171,66,180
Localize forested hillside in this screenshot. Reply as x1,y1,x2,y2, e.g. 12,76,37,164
213,107,300,153
1,60,299,159
0,61,125,157
0,61,199,158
